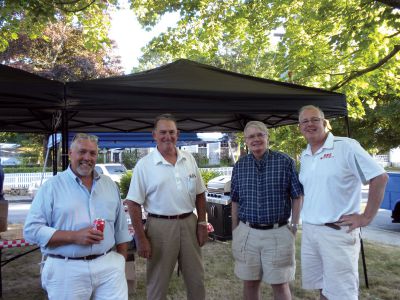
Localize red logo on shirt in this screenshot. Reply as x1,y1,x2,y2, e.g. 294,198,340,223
320,153,333,160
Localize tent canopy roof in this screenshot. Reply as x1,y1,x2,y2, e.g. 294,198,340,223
0,59,347,133
0,64,64,133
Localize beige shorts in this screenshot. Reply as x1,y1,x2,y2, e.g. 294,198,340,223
301,223,360,300
231,221,295,284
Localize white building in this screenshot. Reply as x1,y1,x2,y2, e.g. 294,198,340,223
389,148,400,168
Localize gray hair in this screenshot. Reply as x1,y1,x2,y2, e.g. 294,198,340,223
298,105,325,121
154,113,177,130
70,133,98,149
244,121,269,136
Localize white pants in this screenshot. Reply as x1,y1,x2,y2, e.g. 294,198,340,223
301,223,360,300
42,251,128,300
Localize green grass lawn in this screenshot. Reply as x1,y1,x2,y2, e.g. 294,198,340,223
1,233,399,299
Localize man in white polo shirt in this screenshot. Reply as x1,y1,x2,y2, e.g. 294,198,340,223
125,114,208,300
298,105,388,300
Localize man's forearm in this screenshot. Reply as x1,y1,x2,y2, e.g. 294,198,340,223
195,192,207,222
291,196,303,224
126,200,146,240
47,230,76,247
363,173,388,223
231,201,239,230
116,242,128,260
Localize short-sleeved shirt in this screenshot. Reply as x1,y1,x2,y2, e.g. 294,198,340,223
126,148,206,215
231,150,303,224
299,132,385,224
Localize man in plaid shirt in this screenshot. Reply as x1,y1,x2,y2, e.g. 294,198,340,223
231,121,303,300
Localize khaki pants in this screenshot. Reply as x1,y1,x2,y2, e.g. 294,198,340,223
145,213,205,300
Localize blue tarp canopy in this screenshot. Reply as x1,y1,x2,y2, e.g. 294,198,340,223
49,132,227,149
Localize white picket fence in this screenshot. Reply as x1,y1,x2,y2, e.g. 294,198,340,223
200,167,233,176
4,172,54,189
3,167,234,189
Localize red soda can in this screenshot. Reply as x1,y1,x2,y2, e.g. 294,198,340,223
93,218,105,232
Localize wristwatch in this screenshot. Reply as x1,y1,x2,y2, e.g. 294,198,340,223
290,223,299,231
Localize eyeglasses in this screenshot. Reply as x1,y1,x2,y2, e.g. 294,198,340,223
245,132,268,140
299,117,322,126
71,133,99,143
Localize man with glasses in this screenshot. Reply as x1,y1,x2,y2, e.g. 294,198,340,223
231,121,303,300
298,105,388,300
125,114,208,300
24,133,131,300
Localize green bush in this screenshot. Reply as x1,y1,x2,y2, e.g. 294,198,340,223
119,170,132,199
200,169,221,186
122,150,140,170
192,153,209,167
219,157,233,166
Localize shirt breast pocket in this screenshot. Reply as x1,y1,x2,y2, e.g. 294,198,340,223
96,200,117,223
187,176,197,200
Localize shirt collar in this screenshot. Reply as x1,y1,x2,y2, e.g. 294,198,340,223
250,149,269,162
304,132,334,155
152,147,186,165
66,165,100,183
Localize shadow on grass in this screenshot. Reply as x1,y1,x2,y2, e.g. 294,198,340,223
1,233,399,299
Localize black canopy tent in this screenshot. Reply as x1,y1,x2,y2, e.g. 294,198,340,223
0,59,348,169
0,64,64,133
1,60,374,290
65,59,347,132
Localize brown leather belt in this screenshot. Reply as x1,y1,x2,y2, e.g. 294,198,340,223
48,248,112,261
148,212,192,220
242,220,288,230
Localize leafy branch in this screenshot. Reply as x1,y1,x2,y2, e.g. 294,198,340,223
330,44,400,91
375,0,400,9
39,0,97,13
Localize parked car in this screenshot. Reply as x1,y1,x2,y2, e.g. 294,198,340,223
94,163,127,184
28,163,127,199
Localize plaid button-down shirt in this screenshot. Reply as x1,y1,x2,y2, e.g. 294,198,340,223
231,150,303,225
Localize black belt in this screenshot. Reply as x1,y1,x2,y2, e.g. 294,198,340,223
242,220,288,230
148,212,193,220
324,223,341,230
48,248,112,261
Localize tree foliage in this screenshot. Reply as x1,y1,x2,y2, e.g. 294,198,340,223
0,0,119,53
131,0,400,153
0,0,399,155
0,2,123,164
0,132,46,165
269,125,307,164
1,20,123,81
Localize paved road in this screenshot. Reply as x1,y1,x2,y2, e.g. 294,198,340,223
359,184,400,246
362,209,400,246
5,195,33,225
7,202,31,224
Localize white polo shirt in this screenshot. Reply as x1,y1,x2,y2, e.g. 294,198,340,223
126,147,206,215
299,132,385,224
